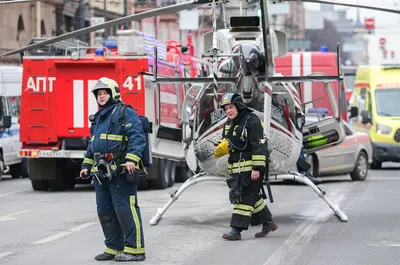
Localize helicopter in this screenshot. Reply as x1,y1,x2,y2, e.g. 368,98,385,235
1,0,399,226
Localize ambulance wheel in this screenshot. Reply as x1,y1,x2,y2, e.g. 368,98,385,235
31,180,49,191
370,159,382,169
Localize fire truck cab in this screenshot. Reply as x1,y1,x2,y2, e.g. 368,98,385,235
275,51,348,122
17,30,209,191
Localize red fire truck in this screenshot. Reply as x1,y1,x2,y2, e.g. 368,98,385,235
275,51,348,121
18,30,210,191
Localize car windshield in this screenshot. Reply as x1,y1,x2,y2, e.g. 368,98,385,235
375,88,400,116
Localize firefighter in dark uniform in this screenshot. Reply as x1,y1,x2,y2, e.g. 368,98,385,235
214,92,278,240
79,77,147,262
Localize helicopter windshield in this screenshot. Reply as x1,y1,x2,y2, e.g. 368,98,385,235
237,43,261,58
182,84,202,125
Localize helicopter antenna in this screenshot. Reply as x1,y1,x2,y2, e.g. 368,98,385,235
222,1,228,29
210,0,221,109
239,0,249,16
260,0,274,140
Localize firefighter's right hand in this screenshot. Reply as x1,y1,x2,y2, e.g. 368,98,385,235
79,169,89,179
214,138,229,158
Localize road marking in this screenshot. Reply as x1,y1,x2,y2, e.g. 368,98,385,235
369,242,400,247
33,232,72,244
33,221,97,244
0,190,26,197
0,252,13,258
0,210,30,221
263,187,350,265
69,222,97,232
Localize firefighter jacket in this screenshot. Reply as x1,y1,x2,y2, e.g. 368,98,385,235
81,103,146,173
222,110,267,175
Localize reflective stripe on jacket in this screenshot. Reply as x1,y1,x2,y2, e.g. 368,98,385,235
81,103,146,170
222,111,267,173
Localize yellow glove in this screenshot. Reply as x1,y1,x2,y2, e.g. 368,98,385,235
214,138,229,158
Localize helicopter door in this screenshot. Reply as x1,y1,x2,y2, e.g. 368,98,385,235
302,74,346,154
181,84,203,172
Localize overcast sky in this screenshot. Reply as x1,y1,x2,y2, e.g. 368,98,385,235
304,0,400,64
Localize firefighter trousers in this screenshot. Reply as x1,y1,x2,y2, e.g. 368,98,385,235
230,176,272,230
93,175,145,256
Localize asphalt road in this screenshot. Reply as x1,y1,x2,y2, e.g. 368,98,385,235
0,163,399,265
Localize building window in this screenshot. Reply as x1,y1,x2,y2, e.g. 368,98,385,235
41,20,46,36
17,15,25,41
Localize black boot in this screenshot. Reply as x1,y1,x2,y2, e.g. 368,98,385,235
305,174,322,185
255,220,278,238
222,227,242,240
114,252,146,262
94,252,116,261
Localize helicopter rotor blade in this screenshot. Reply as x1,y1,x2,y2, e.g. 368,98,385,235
0,0,222,57
279,0,400,15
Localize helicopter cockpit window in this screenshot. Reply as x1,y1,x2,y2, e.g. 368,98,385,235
195,85,226,136
270,83,296,132
182,84,202,125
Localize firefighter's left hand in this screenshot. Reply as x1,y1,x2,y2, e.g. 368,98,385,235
126,161,136,175
251,170,260,181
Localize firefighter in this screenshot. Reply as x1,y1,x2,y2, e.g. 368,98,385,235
214,92,278,240
79,77,147,262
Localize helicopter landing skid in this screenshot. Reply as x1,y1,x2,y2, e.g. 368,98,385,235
274,171,348,222
149,172,225,226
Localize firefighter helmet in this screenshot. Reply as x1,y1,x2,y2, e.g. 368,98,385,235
220,92,247,110
92,77,121,101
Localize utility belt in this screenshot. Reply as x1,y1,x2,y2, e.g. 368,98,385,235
92,152,147,185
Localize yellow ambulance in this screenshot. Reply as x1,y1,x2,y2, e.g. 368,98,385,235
349,64,400,169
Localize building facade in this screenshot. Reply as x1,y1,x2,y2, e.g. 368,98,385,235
0,0,58,64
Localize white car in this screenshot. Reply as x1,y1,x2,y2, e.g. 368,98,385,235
0,66,29,180
305,114,373,181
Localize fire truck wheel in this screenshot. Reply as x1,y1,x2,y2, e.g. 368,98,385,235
48,178,75,191
137,179,150,190
10,159,29,179
150,158,169,190
168,161,176,187
21,158,29,178
10,164,22,179
175,164,190,183
31,180,49,191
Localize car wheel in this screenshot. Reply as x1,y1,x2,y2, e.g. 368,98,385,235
350,151,368,181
